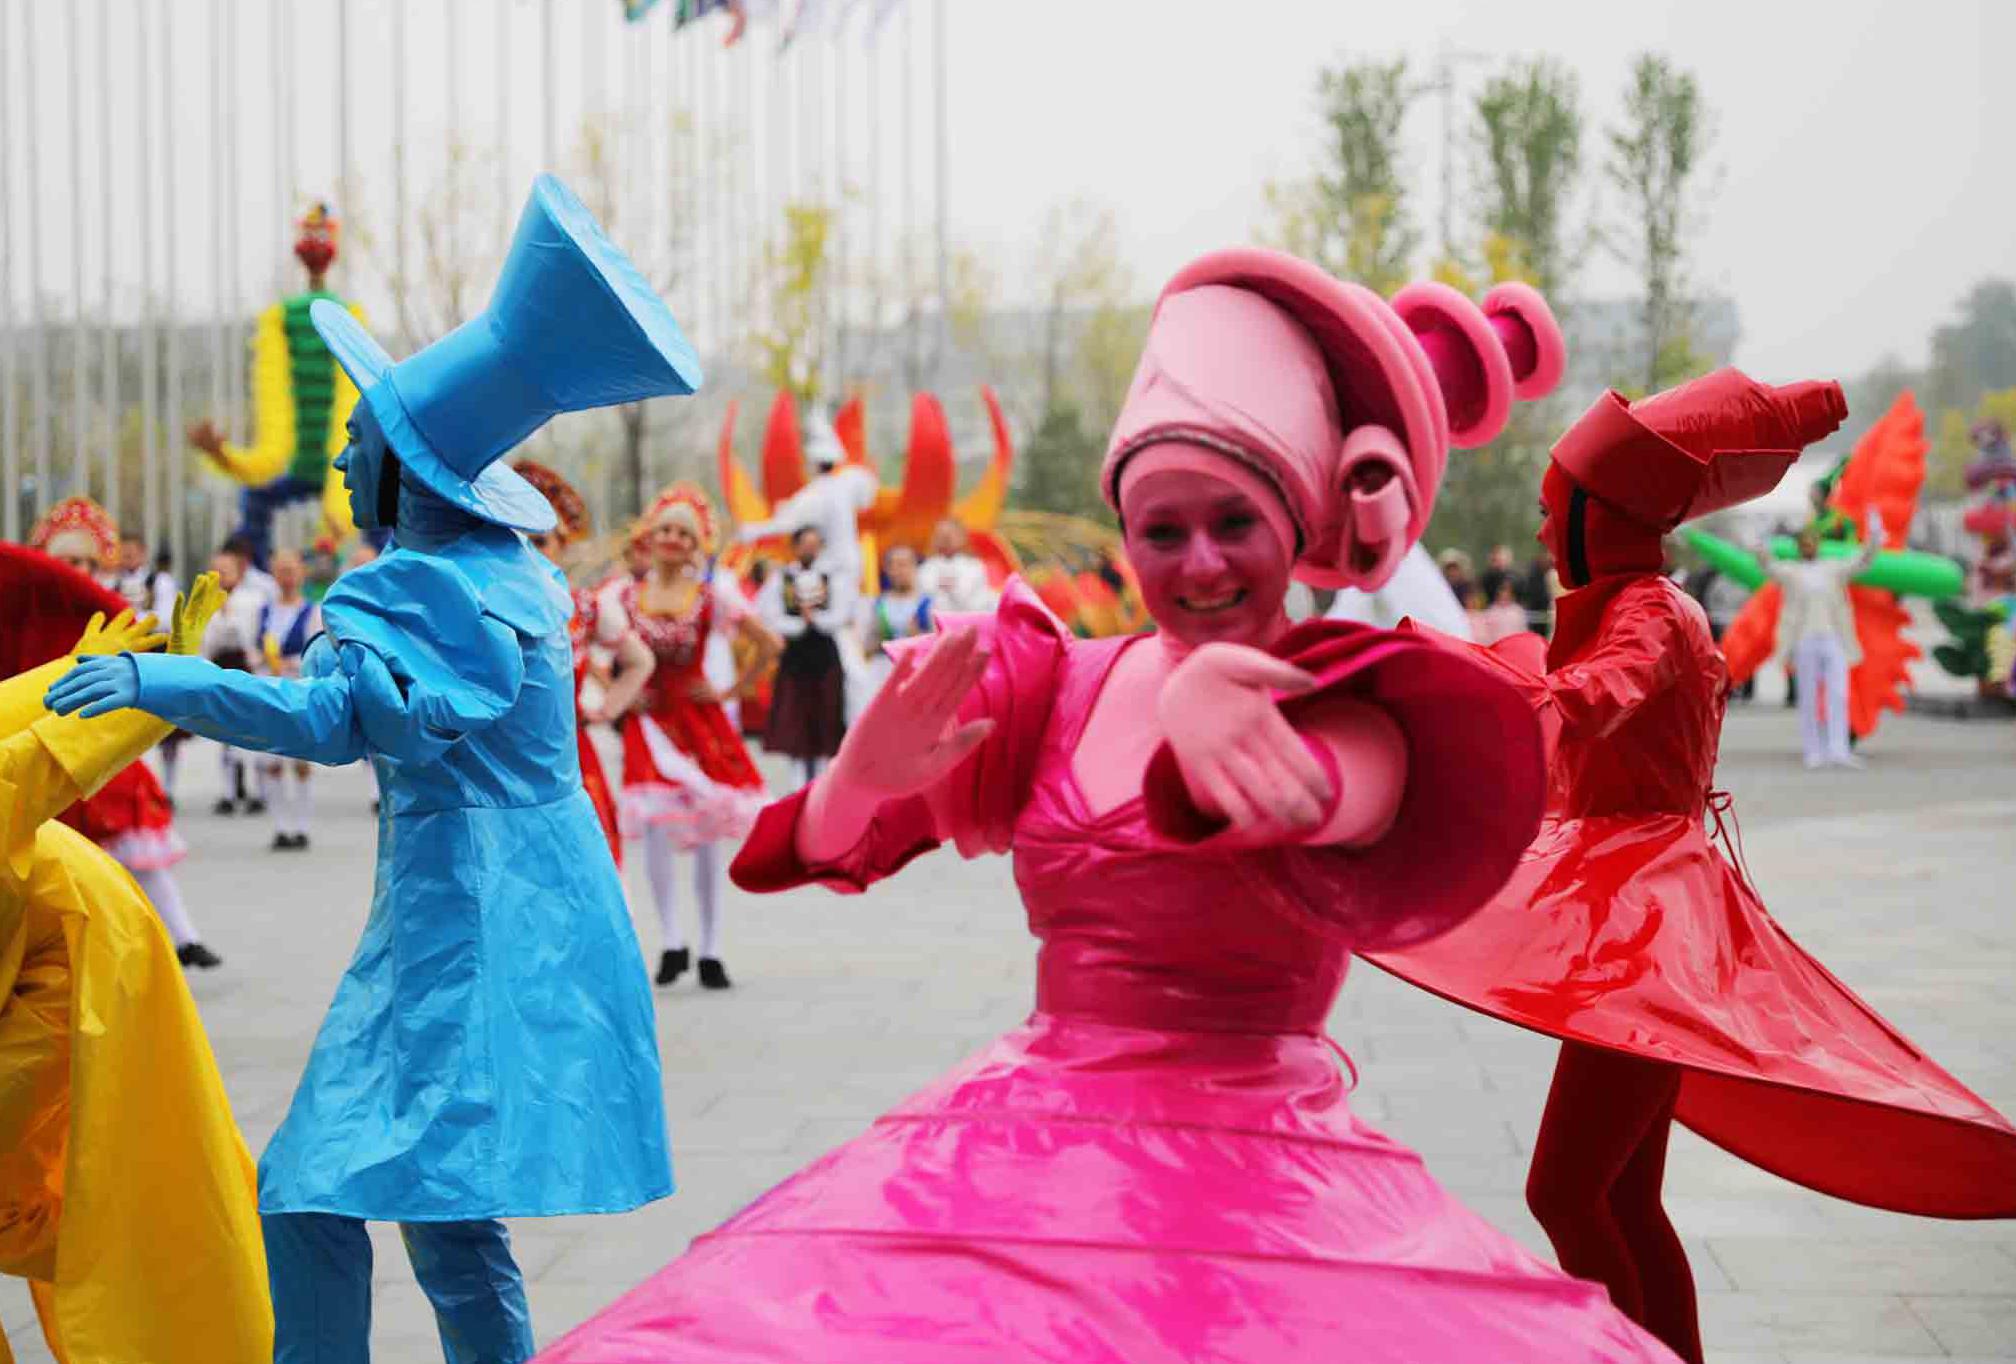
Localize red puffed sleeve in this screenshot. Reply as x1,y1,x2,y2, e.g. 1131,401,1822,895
1143,619,1545,951
731,579,1070,895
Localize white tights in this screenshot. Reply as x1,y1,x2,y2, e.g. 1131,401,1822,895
263,764,316,836
131,866,202,946
640,830,723,960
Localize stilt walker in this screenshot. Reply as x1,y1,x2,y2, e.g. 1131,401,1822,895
1365,369,2016,1363
48,175,691,1363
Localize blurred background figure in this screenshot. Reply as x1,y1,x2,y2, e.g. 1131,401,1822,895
254,550,322,850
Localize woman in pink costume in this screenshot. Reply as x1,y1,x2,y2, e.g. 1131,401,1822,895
603,483,780,989
538,250,1676,1362
1365,370,2016,1362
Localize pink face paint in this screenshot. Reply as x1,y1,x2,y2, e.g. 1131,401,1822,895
1120,464,1293,654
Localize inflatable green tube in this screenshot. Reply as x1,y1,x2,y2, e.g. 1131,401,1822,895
1681,528,1965,600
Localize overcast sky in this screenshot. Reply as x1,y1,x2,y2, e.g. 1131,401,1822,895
0,0,2007,391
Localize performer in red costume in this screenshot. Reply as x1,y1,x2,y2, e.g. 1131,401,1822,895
515,459,655,866
1366,370,2016,1363
602,484,781,989
24,500,221,967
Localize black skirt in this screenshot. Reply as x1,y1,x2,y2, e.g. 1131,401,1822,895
766,630,846,758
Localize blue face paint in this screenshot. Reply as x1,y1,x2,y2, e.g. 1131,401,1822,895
336,401,397,531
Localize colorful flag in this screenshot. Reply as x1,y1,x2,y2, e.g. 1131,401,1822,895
622,0,664,20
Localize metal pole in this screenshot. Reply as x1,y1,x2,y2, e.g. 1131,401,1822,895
24,0,50,521
932,0,947,373
208,0,228,549
832,15,846,394
225,1,245,457
866,17,879,379
100,0,119,524
900,0,913,383
0,0,18,541
337,0,352,284
67,0,87,498
542,0,556,171
392,0,408,344
274,0,293,295
137,0,160,553
163,0,185,573
497,0,510,228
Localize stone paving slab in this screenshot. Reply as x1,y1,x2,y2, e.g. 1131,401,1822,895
6,705,2015,1360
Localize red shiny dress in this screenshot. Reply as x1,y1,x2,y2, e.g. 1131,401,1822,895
1365,573,2016,1216
614,578,766,850
535,583,1675,1363
570,586,623,866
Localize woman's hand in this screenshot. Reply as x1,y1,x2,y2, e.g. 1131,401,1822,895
1157,642,1333,833
833,626,994,799
72,607,168,658
687,681,729,705
169,572,228,657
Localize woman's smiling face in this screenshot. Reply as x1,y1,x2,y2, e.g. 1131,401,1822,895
1121,463,1293,650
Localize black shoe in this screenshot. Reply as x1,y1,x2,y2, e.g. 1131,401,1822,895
292,833,311,851
271,833,292,851
177,942,223,969
245,798,268,816
212,798,238,816
655,948,690,986
697,957,732,990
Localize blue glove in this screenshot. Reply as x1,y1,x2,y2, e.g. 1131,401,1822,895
45,655,143,719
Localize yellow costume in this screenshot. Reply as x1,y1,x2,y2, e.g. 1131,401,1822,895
0,598,270,1364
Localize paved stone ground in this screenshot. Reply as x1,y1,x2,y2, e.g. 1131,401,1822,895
6,700,2014,1362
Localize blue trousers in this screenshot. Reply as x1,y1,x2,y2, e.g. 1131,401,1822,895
263,1211,534,1364
233,475,324,568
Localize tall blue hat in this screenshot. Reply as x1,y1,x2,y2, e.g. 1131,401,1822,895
311,173,703,534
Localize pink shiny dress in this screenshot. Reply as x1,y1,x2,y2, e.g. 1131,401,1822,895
537,586,1676,1363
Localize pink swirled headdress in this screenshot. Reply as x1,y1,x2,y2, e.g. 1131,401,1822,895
1101,248,1566,590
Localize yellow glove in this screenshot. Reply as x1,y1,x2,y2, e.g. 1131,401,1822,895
73,607,169,657
169,572,228,657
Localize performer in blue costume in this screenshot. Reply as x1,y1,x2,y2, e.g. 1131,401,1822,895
47,174,701,1363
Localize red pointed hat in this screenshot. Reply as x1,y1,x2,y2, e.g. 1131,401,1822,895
1551,368,1848,530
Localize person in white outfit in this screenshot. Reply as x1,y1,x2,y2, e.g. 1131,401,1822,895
254,549,323,849
1768,513,1881,770
1325,541,1474,639
734,409,877,606
916,518,996,614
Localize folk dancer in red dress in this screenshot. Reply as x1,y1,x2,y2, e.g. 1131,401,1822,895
27,499,221,968
515,459,655,867
1366,370,2016,1363
601,484,781,989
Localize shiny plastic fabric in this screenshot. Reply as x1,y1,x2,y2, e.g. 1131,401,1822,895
123,525,671,1221
0,559,270,1361
1365,575,2016,1216
537,584,1675,1363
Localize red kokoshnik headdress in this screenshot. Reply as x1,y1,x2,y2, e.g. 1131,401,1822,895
641,482,719,554
29,496,120,565
511,459,591,543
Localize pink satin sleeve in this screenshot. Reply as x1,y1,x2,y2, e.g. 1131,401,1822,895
1143,620,1546,951
730,579,1070,894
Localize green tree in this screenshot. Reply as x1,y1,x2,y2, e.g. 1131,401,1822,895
1929,386,2016,499
1260,58,1420,295
1605,54,1715,392
751,203,836,405
1925,279,2016,418
1470,57,1585,294
1016,402,1110,523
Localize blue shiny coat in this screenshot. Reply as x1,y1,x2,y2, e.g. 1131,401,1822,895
131,524,670,1220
